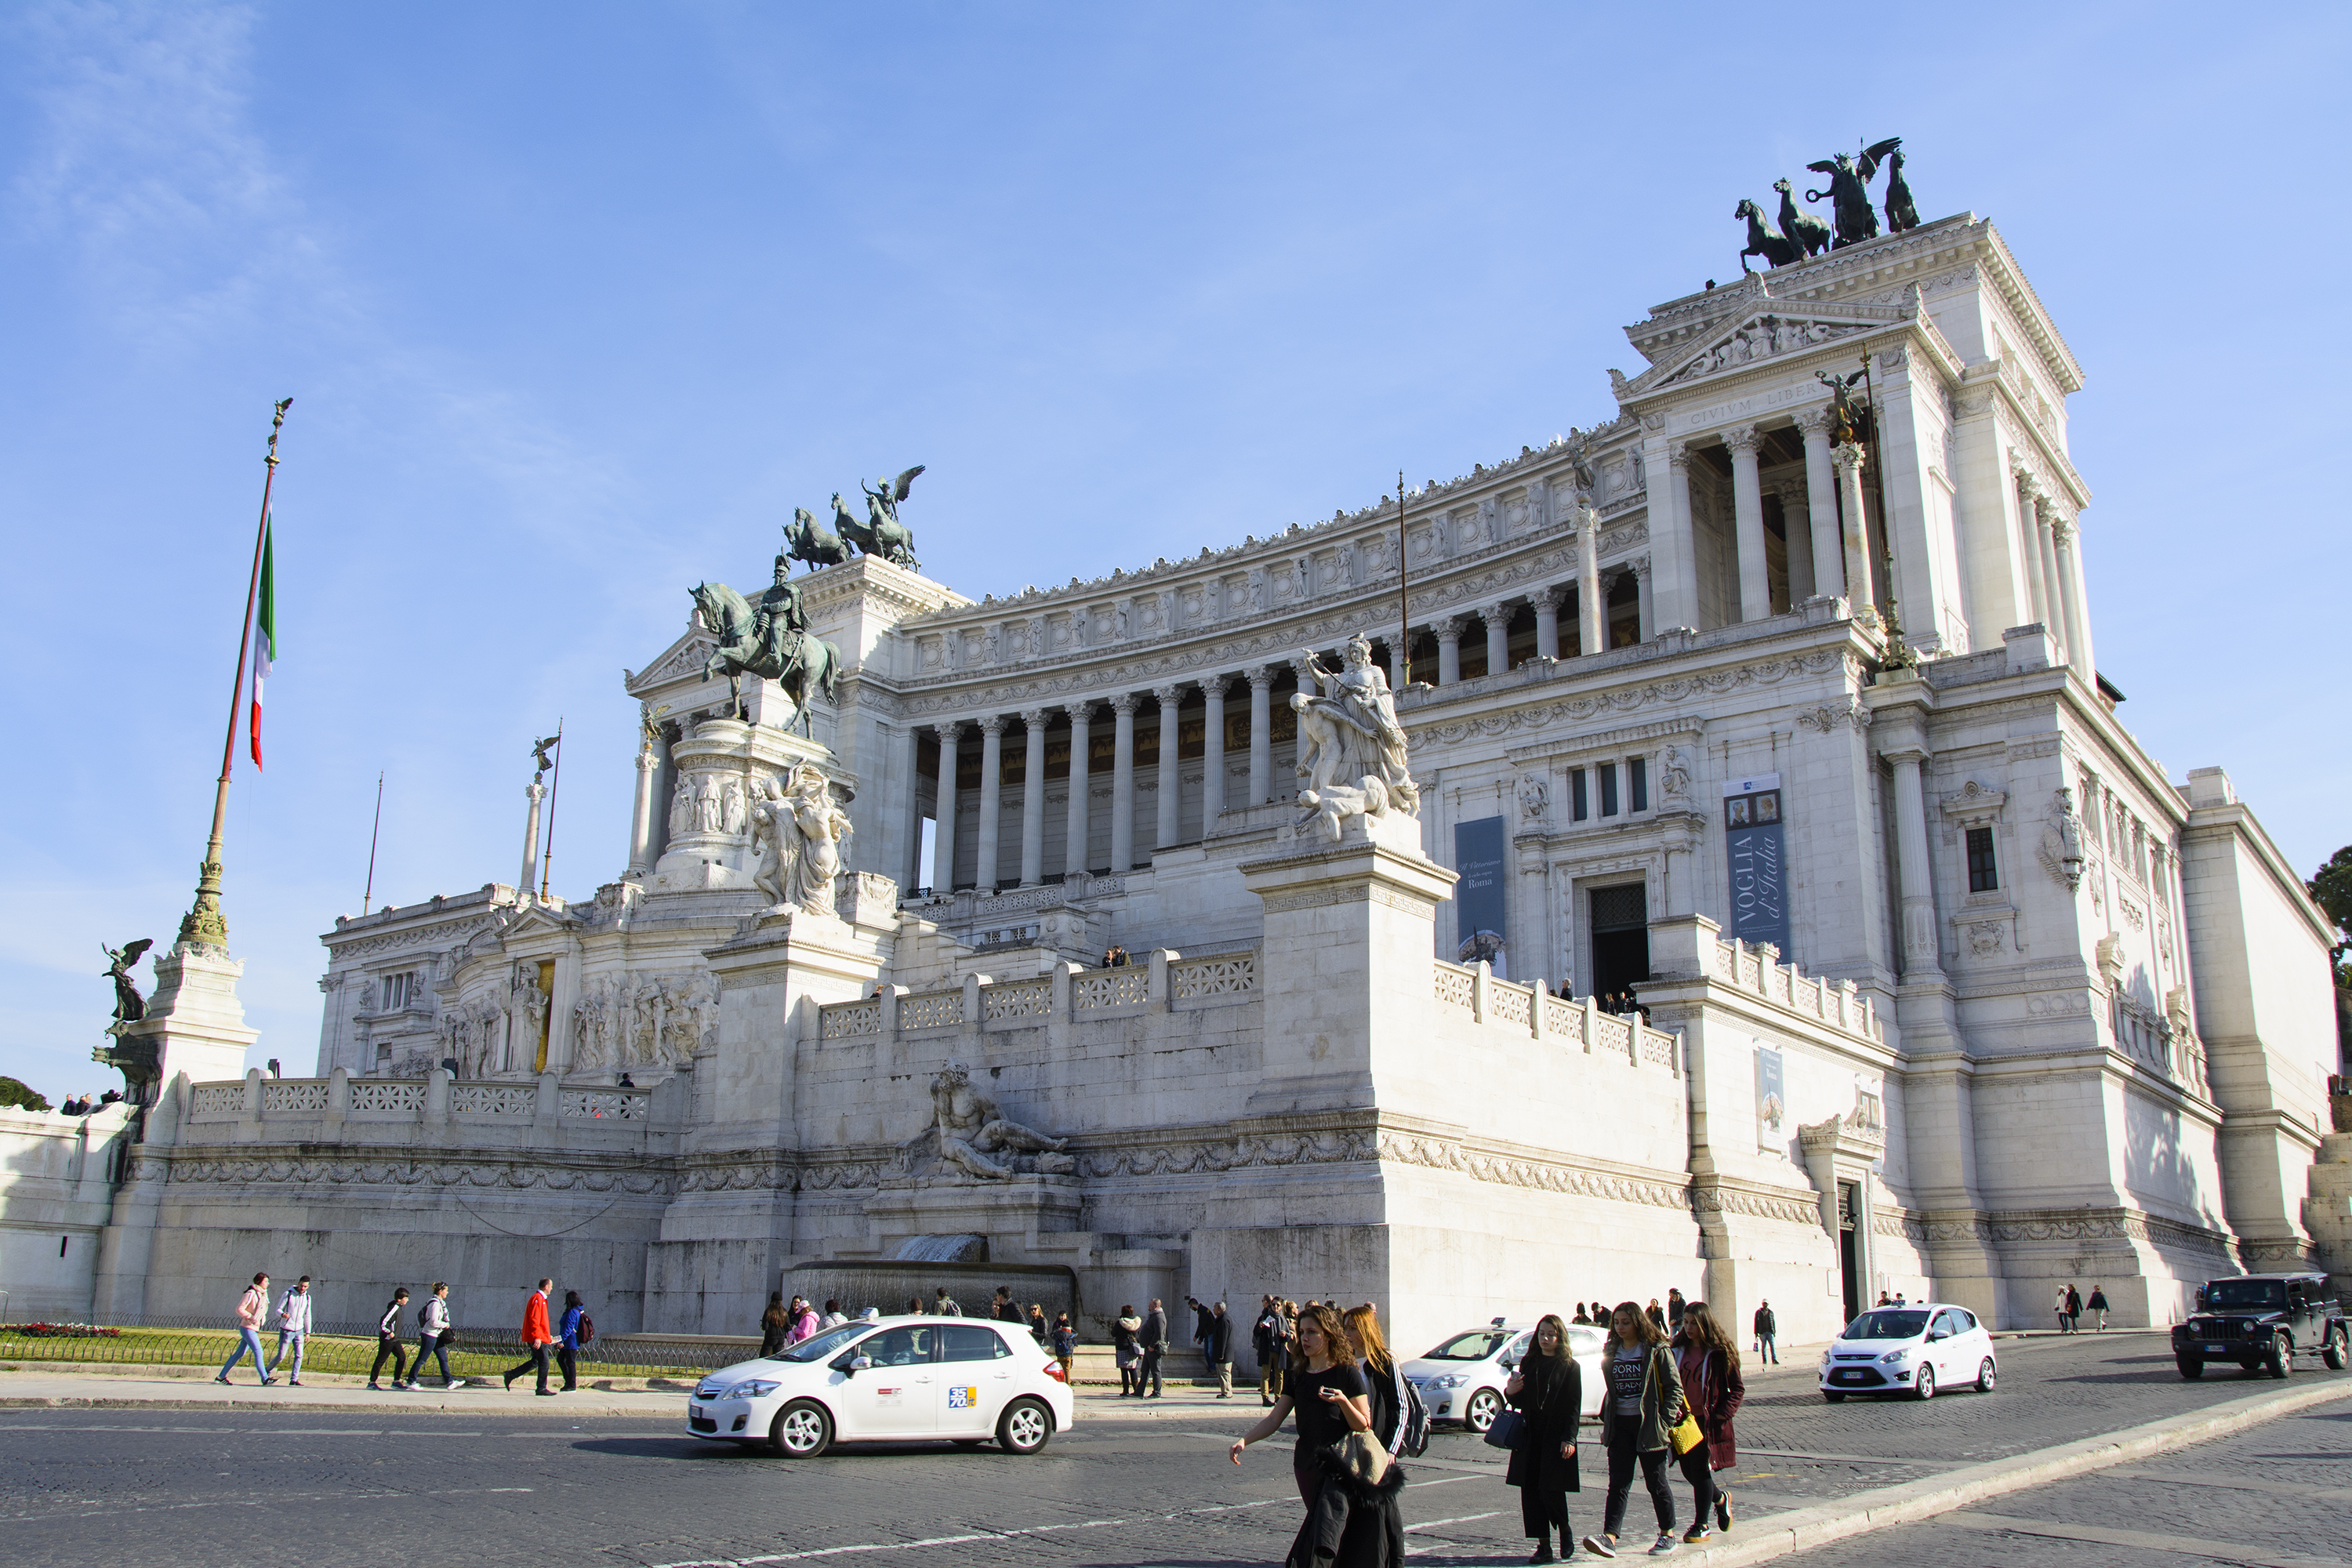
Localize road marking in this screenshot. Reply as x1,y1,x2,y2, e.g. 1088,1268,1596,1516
2,1486,531,1524
0,1425,484,1437
1940,1509,2352,1568
1405,1512,1500,1531
2100,1465,2352,1505
642,1496,1301,1568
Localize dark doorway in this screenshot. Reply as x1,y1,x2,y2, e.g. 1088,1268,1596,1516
1588,883,1650,999
1837,1181,1861,1324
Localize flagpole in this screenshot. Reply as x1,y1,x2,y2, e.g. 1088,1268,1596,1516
179,397,291,950
1396,470,1409,684
537,720,564,902
362,771,385,915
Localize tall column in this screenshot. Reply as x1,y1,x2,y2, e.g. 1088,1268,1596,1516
1798,411,1845,600
1835,446,1878,624
898,725,923,891
1201,677,1229,826
1577,502,1604,655
1661,441,1698,631
1153,684,1185,852
2016,479,2051,629
1780,484,1816,604
1886,744,1944,978
1534,586,1562,660
1110,693,1138,871
2032,490,2068,662
1478,602,1510,677
519,779,545,895
1435,617,1464,684
2054,517,2096,684
1063,702,1094,877
1727,426,1769,621
975,714,1007,892
1018,708,1049,887
931,722,962,891
1388,638,1407,691
626,746,656,876
1246,666,1272,805
1631,560,1652,643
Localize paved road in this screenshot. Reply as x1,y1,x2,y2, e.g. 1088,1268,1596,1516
1,1332,2343,1567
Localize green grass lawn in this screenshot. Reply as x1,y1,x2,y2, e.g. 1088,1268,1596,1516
0,1326,700,1381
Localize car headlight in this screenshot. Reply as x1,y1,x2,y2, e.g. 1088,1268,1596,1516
724,1378,782,1399
1818,1349,1834,1367
1432,1374,1468,1388
1878,1348,1909,1365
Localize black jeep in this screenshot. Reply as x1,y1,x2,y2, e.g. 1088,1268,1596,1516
2171,1272,2348,1380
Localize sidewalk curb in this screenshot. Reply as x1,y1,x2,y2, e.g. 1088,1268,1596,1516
1681,1378,2352,1568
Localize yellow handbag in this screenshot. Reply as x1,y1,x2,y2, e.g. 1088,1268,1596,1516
1668,1407,1704,1456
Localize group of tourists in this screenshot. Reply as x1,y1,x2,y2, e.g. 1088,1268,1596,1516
1228,1302,1415,1568
2054,1282,2109,1332
212,1272,593,1395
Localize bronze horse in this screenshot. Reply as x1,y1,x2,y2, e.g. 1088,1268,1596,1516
1737,198,1803,270
782,506,852,572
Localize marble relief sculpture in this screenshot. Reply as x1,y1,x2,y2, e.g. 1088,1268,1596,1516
1290,634,1421,842
750,764,853,916
900,1062,1073,1181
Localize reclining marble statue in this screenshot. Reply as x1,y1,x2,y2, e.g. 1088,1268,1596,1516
1290,633,1421,842
898,1063,1073,1181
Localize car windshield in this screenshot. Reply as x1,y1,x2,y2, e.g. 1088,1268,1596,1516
771,1323,869,1363
1842,1310,1929,1341
1423,1330,1512,1361
2205,1280,2287,1311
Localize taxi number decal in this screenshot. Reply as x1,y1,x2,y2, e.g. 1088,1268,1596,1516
876,1388,902,1404
947,1385,978,1410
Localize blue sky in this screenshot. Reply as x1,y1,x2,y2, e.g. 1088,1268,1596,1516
3,2,2346,1099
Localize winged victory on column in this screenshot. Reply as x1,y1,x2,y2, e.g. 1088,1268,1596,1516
1806,136,1903,248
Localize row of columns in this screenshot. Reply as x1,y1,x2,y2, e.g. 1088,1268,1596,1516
1421,563,1649,686
2017,474,2094,684
1664,412,1875,626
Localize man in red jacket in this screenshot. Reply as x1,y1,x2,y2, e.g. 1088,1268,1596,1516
503,1279,557,1396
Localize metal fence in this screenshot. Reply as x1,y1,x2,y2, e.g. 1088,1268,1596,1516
0,1316,752,1380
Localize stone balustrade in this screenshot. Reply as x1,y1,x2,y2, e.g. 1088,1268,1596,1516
818,948,1259,1041
176,1066,657,1136
1709,937,1883,1045
1431,959,1681,1073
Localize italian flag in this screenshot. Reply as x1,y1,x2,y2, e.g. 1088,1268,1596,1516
249,519,275,769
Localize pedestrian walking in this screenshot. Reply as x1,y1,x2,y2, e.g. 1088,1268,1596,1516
934,1287,962,1316
1139,1297,1169,1398
503,1279,558,1396
1027,1302,1051,1344
1189,1295,1218,1380
1052,1313,1077,1385
2064,1284,2082,1334
2089,1285,2110,1331
1207,1300,1236,1397
1114,1305,1143,1396
2053,1283,2070,1333
1573,1304,1592,1326
1580,1299,1685,1559
265,1276,314,1385
216,1272,274,1385
1671,1302,1746,1544
821,1298,848,1328
789,1295,820,1345
557,1290,586,1392
1645,1298,1668,1334
1751,1300,1777,1365
369,1287,412,1390
1227,1303,1376,1505
415,1282,466,1388
1254,1296,1289,1406
760,1292,791,1357
1341,1304,1403,1450
993,1286,1023,1323
1504,1313,1584,1564
1664,1290,1686,1339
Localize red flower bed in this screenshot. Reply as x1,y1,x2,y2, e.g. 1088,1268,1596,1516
3,1322,123,1338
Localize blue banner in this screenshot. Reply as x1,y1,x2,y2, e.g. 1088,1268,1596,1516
1453,815,1510,978
1723,774,1789,956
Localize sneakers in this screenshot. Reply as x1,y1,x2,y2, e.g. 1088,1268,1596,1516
1682,1524,1711,1544
1715,1495,1731,1532
1580,1537,1616,1559
1528,1548,1555,1565
214,1375,231,1385
534,1388,557,1396
287,1380,303,1387
1649,1534,1679,1555
260,1378,277,1387
367,1382,384,1390
503,1373,516,1391
447,1378,467,1389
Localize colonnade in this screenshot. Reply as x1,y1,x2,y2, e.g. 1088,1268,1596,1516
1664,412,1859,626
2016,472,2095,684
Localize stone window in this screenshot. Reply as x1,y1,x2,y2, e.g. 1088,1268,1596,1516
1629,757,1649,813
377,971,417,1012
1599,763,1620,817
1571,768,1588,822
1965,827,1998,893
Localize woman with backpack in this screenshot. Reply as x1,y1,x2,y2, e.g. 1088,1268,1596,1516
1505,1313,1583,1564
1581,1299,1684,1559
414,1283,465,1389
1671,1302,1746,1544
1051,1313,1077,1384
368,1288,412,1392
557,1290,588,1392
1114,1305,1143,1396
1342,1303,1421,1457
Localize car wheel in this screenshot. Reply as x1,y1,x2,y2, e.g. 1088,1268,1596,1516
2324,1327,2348,1372
1820,1390,1844,1403
1465,1388,1502,1433
1912,1364,1935,1402
2176,1356,2204,1380
2267,1334,2293,1380
1976,1358,1997,1393
770,1399,832,1457
997,1396,1052,1455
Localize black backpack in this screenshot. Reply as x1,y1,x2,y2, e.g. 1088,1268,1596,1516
1385,1360,1429,1458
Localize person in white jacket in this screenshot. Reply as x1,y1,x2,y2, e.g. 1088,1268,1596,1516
265,1276,314,1385
414,1283,466,1389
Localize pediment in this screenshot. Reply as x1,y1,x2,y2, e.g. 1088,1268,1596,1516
625,624,720,699
1624,307,1893,399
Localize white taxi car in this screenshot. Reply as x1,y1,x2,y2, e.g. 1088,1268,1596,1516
686,1316,1074,1456
1818,1302,1997,1402
1400,1317,1607,1432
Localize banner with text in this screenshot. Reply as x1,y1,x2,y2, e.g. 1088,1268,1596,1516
1453,815,1510,978
1723,771,1790,956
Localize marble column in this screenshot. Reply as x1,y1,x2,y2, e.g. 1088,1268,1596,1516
520,779,544,895
1886,744,1944,978
975,714,1007,892
1728,426,1769,621
2032,490,2068,663
1798,411,1845,601
1153,684,1184,852
1018,708,1049,887
1063,702,1094,878
1654,441,1697,632
898,724,924,891
1246,666,1272,805
627,745,656,877
1780,484,1816,604
2055,517,2096,684
931,722,962,891
2016,479,2051,630
1534,586,1563,660
1435,617,1464,684
1388,639,1407,691
1631,559,1652,644
1201,677,1229,826
1479,602,1510,677
1577,503,1604,655
1110,693,1138,871
1835,445,1878,623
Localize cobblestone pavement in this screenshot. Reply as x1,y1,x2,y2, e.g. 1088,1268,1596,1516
0,1332,2342,1567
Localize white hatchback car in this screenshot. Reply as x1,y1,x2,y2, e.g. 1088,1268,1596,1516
1818,1302,1997,1402
686,1316,1075,1456
1401,1318,1608,1432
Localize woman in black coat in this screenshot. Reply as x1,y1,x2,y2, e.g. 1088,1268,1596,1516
1504,1313,1583,1564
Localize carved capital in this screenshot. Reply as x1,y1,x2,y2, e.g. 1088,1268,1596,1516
2051,517,2077,547
1628,554,1651,583
1476,601,1508,627
978,713,1008,739
1668,441,1698,470
1536,585,1566,612
1065,699,1097,725
1833,445,1865,477
1019,708,1050,729
1244,665,1274,691
1725,425,1762,458
1110,691,1141,717
1794,408,1833,440
1198,673,1230,700
933,721,965,744
1152,684,1185,711
1432,616,1465,643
